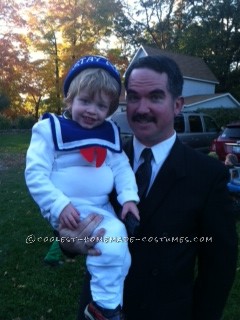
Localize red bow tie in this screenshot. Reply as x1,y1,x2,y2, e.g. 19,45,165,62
80,147,107,167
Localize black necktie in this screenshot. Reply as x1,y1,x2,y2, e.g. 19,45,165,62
135,148,153,198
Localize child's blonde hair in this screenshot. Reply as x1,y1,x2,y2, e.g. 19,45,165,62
64,68,120,116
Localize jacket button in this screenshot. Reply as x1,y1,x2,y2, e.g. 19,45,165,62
140,303,147,310
152,268,159,276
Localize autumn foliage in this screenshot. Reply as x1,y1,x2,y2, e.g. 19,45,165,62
1,0,240,120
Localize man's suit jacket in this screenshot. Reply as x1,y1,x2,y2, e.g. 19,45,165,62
78,137,238,320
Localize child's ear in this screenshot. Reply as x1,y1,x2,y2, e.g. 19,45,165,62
66,101,72,109
66,103,72,114
63,109,72,119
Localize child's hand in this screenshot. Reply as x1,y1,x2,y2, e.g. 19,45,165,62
59,203,80,230
121,201,140,221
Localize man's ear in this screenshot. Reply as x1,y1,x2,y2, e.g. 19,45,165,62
174,96,184,116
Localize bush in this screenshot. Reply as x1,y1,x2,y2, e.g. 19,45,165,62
14,115,36,129
198,108,240,128
0,114,12,129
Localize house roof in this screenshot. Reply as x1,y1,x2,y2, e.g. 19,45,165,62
129,45,219,84
184,93,240,107
184,94,223,106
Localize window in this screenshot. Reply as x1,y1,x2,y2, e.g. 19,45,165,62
189,115,203,132
174,115,185,133
222,127,240,139
204,116,219,132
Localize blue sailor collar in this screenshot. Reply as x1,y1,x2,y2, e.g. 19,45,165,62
42,113,122,153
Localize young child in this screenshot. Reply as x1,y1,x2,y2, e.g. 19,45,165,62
25,55,140,320
225,153,238,168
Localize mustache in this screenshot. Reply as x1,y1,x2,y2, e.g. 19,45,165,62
132,113,157,123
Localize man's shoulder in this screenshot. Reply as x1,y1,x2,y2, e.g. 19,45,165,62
181,141,227,175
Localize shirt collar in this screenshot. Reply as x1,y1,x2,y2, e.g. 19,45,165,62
133,131,176,164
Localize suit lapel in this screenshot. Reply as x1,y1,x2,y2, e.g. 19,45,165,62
125,138,187,225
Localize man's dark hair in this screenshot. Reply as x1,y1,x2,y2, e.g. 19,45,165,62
124,55,183,99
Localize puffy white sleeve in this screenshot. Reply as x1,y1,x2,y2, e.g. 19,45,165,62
25,119,70,228
106,150,139,206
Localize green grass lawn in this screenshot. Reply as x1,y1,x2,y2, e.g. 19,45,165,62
0,131,239,320
0,131,85,320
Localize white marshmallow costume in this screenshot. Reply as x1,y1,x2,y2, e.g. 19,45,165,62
25,113,139,309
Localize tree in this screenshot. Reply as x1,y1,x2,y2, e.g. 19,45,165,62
25,0,124,115
115,0,186,50
3,0,239,117
175,0,240,97
0,93,10,112
116,0,240,99
0,0,30,115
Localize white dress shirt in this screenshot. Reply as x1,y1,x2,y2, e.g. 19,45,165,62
133,132,176,194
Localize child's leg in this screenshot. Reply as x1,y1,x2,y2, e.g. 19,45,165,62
86,216,131,309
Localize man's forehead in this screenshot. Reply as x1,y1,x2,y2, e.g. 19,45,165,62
128,68,168,91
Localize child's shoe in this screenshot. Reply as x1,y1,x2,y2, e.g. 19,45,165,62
84,301,124,320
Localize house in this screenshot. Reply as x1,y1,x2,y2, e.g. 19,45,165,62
120,45,240,111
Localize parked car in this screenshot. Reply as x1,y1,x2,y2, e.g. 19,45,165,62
111,111,220,153
210,122,240,161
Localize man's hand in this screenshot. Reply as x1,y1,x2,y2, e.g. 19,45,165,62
59,213,105,256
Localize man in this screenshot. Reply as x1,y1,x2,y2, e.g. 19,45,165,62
59,55,238,320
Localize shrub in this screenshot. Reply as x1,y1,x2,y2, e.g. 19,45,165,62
198,108,240,128
14,115,36,129
0,114,12,129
